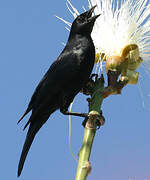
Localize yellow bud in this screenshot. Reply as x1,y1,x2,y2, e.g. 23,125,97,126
121,44,139,60
120,69,139,84
105,56,126,73
128,57,143,71
121,44,143,71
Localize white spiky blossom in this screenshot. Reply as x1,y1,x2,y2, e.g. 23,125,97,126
56,0,150,158
89,0,150,65
57,0,150,71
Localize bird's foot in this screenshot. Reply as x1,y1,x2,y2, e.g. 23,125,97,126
82,116,89,128
82,110,105,129
96,111,105,129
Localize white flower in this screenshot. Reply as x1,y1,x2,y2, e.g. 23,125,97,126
59,0,149,57
56,0,150,81
88,0,150,66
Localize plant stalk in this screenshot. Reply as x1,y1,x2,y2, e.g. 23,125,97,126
75,76,104,180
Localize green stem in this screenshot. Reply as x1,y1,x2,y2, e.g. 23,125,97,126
75,77,104,180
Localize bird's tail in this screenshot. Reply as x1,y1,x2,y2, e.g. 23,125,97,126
17,105,32,124
17,107,57,177
17,121,43,177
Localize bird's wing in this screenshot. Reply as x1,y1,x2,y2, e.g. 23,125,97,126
17,72,48,123
17,50,83,176
18,49,82,123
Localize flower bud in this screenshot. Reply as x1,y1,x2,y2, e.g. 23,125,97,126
128,57,143,71
121,44,139,60
121,44,143,71
120,69,139,84
105,56,126,73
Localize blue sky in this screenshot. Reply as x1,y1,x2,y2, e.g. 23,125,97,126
0,0,150,180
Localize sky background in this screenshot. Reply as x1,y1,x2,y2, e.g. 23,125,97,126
0,0,150,180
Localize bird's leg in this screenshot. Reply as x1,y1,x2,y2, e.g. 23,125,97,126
61,109,89,118
60,94,89,118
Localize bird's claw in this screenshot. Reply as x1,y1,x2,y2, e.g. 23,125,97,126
98,110,105,126
96,115,105,129
82,116,89,128
82,110,105,129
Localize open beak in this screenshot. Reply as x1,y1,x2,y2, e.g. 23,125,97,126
87,5,101,22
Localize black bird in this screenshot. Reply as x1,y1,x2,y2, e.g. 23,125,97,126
17,6,100,177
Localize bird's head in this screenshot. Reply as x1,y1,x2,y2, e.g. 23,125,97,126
70,6,100,36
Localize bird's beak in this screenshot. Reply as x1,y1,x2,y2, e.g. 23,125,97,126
87,5,101,22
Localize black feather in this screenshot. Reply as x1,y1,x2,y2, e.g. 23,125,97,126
18,7,100,176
